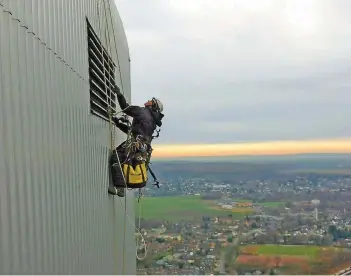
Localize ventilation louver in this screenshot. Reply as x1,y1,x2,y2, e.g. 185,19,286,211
87,19,117,121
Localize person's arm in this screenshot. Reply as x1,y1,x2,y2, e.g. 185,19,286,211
112,117,129,134
114,86,142,118
116,123,129,134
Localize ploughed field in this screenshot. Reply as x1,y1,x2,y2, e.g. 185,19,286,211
236,244,351,274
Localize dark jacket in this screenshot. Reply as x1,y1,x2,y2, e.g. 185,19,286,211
114,92,164,142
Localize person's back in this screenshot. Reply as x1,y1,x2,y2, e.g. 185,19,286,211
129,105,163,141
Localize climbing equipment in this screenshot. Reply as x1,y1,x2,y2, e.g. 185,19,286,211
148,166,160,188
96,1,121,274
99,0,128,273
112,114,161,189
99,0,149,267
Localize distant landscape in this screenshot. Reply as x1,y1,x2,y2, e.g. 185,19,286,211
136,154,351,275
152,153,351,163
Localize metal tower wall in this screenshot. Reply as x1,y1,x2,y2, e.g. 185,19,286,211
0,0,136,274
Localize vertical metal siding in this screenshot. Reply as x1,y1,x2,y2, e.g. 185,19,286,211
0,5,9,274
0,0,136,274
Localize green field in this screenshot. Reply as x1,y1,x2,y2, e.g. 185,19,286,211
135,196,286,220
135,195,246,220
242,244,322,256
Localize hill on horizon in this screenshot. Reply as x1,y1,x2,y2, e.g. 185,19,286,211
152,153,351,163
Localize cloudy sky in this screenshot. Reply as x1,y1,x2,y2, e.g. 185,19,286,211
115,0,351,153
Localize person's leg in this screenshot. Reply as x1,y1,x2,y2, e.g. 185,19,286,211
108,142,126,197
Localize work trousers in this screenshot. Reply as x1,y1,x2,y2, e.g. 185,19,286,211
109,142,127,188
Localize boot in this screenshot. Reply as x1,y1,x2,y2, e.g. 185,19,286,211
117,187,125,197
108,186,117,195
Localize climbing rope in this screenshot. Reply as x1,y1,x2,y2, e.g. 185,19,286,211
101,0,127,273
96,1,119,274
100,0,148,268
104,1,147,261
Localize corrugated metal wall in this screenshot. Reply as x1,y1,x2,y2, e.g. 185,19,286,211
0,0,136,274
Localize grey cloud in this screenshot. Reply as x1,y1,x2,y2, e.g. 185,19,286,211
162,102,351,144
115,0,351,144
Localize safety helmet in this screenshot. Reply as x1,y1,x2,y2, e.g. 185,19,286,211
152,98,163,113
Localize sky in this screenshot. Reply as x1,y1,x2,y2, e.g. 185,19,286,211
114,0,351,157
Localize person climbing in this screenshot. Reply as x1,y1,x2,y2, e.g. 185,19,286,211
108,85,164,197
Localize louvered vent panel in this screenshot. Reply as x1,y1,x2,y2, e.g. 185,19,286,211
87,18,117,121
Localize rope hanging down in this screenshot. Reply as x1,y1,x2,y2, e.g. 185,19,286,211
99,0,148,266
101,0,127,273
104,1,151,260
96,2,119,274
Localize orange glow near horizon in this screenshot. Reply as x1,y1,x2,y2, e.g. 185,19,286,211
152,139,351,158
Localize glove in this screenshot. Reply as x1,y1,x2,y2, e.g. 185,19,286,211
112,115,129,125
112,115,120,125
119,116,130,124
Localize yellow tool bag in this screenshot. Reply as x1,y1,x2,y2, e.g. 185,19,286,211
122,159,148,189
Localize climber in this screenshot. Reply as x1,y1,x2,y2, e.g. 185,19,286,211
108,85,164,197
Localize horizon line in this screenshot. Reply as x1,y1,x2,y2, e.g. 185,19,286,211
151,138,351,158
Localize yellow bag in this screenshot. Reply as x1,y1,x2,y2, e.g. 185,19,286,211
122,161,148,189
